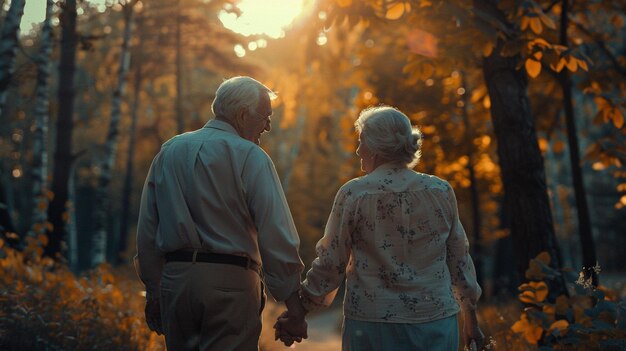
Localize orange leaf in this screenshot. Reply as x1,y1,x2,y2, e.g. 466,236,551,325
612,107,624,128
530,18,543,34
566,57,578,72
519,290,536,303
549,320,569,336
521,16,530,31
539,12,556,29
552,57,566,72
511,313,543,344
530,281,549,302
536,251,551,265
483,41,494,57
385,2,409,20
525,58,542,78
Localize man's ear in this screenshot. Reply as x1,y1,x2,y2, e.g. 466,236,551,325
231,107,246,132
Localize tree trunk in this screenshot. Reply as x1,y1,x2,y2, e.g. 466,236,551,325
92,1,135,266
0,165,16,246
68,163,78,272
459,72,483,285
46,0,78,259
0,0,25,117
559,0,598,286
175,0,184,134
30,0,54,238
482,41,567,296
117,14,144,265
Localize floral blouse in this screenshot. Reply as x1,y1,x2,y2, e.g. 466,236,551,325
300,163,481,323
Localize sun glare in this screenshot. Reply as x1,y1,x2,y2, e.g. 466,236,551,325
219,0,306,39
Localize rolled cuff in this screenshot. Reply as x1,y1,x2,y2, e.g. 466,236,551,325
265,271,302,302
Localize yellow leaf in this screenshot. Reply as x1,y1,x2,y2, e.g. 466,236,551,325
385,2,408,20
337,0,352,7
525,58,542,78
530,18,543,34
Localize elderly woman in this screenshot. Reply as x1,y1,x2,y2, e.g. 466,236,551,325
276,106,484,350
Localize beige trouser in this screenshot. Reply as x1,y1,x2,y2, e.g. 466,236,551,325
160,261,264,351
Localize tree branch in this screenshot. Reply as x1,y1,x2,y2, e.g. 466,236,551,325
571,18,626,78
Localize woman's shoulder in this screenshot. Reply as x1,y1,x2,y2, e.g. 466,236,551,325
411,172,453,191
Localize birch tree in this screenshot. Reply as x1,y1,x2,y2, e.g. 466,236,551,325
117,12,144,264
92,0,136,266
0,0,25,117
29,0,54,238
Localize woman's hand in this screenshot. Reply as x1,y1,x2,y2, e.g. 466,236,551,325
274,310,308,346
463,309,484,350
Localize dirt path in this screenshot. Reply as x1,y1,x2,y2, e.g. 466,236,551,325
294,308,343,351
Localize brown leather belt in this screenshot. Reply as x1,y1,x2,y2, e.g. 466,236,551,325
165,250,261,274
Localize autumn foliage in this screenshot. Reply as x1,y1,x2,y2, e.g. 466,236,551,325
0,237,165,350
511,252,626,349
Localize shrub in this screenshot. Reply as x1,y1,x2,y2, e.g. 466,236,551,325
511,252,626,350
0,237,165,351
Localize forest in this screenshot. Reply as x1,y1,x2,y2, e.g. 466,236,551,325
0,0,625,350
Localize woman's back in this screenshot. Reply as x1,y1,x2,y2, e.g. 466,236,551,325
340,164,463,323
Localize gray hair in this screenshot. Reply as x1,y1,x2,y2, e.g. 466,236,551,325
211,76,277,120
355,106,423,168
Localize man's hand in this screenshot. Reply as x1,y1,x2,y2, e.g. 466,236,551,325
273,310,308,347
463,310,485,350
145,298,163,335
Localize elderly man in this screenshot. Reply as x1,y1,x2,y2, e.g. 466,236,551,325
135,76,307,350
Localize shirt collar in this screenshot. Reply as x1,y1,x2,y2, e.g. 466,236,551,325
370,162,408,175
204,119,239,135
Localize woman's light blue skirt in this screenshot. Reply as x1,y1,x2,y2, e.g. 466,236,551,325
342,314,459,351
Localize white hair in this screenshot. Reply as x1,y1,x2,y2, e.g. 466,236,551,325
211,76,277,120
355,105,423,168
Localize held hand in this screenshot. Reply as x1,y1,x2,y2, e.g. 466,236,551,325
145,298,163,335
273,310,308,347
463,310,484,351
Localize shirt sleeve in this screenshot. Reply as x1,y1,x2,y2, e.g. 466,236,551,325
445,183,482,311
242,149,304,302
135,153,165,300
300,185,352,312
